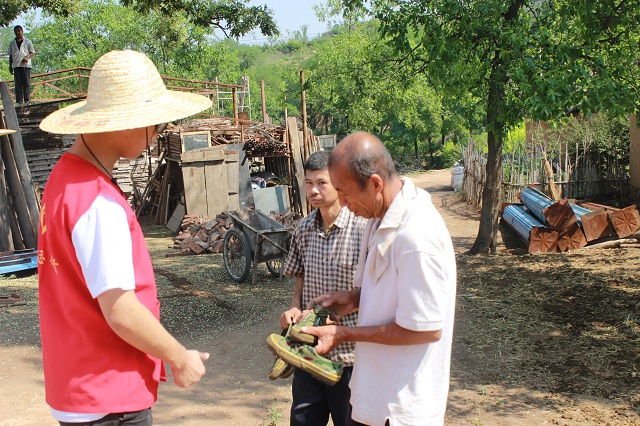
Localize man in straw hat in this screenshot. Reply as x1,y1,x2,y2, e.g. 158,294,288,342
38,50,212,425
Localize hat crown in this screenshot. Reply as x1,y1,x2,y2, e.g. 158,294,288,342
85,50,167,110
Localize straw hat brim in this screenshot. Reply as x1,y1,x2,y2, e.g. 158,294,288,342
0,129,16,136
39,90,212,134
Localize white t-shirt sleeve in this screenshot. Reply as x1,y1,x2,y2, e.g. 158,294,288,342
71,194,136,298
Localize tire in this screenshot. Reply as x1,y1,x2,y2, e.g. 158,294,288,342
223,228,251,283
266,257,285,278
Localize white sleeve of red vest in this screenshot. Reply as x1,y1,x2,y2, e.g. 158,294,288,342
71,194,136,298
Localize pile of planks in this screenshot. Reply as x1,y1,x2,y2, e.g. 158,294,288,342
502,186,640,253
168,209,302,257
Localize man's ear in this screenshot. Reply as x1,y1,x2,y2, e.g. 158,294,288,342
370,174,384,193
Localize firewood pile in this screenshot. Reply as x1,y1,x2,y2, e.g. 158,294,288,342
158,118,288,160
168,210,302,257
502,186,640,253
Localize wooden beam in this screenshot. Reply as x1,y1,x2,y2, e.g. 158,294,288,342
529,227,558,253
543,199,576,229
260,80,267,123
557,221,587,252
580,209,616,242
0,156,14,251
1,82,40,240
300,71,308,161
287,117,307,216
609,204,640,238
0,134,37,248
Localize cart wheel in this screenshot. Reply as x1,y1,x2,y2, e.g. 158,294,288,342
266,258,285,278
223,228,251,283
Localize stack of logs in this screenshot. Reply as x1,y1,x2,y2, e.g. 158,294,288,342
502,186,640,253
169,210,302,257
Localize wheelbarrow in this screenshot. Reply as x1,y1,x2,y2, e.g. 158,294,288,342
223,210,292,284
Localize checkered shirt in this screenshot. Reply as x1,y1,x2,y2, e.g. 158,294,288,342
283,207,367,365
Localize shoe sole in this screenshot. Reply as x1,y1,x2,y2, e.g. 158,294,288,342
268,357,290,380
266,334,342,385
280,363,295,379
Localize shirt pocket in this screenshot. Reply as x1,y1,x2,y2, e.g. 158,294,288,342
335,244,360,287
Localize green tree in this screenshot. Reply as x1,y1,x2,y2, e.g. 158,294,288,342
121,0,278,39
33,0,240,83
0,0,76,27
342,0,640,254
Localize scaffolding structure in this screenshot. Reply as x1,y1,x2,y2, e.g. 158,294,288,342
215,75,251,120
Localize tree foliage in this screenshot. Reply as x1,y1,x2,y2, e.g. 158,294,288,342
0,0,76,27
341,0,640,253
121,0,278,39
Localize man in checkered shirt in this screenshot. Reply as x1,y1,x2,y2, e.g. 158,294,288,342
280,150,367,426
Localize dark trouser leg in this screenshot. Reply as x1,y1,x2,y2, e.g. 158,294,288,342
290,369,330,426
325,366,352,426
345,403,390,426
58,408,152,426
13,69,24,104
22,67,31,102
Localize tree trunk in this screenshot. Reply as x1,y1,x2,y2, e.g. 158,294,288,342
469,51,507,255
429,137,434,164
469,0,524,255
414,137,419,160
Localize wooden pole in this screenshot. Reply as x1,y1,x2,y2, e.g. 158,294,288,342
0,156,14,251
0,133,37,248
300,71,308,162
232,87,238,126
260,80,267,123
1,82,40,237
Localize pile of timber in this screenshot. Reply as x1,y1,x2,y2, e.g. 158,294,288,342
502,186,640,253
169,210,302,257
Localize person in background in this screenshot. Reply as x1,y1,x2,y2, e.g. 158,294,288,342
304,132,457,426
37,50,213,425
279,150,367,426
8,25,35,105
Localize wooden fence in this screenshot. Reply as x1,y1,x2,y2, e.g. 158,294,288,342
462,134,629,210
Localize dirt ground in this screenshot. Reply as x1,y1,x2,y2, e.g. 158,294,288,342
1,168,639,425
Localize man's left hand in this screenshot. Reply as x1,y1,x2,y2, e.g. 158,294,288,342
22,57,28,63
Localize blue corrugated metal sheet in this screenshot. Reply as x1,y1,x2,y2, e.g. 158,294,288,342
0,249,37,275
519,187,553,224
502,204,544,243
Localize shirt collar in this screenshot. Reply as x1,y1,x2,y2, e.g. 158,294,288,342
313,206,350,231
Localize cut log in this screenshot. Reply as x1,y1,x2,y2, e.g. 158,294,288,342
609,205,640,238
581,238,638,250
580,209,616,242
529,227,559,253
543,199,576,229
557,221,588,252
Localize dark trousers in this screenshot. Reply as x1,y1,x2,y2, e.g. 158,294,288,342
345,404,390,426
13,66,31,103
291,366,353,426
58,408,152,426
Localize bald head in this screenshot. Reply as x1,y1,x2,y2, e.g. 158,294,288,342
329,132,396,189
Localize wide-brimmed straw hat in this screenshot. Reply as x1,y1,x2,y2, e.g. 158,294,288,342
40,50,212,134
0,129,16,136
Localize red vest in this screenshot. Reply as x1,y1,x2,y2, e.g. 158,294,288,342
38,153,164,413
